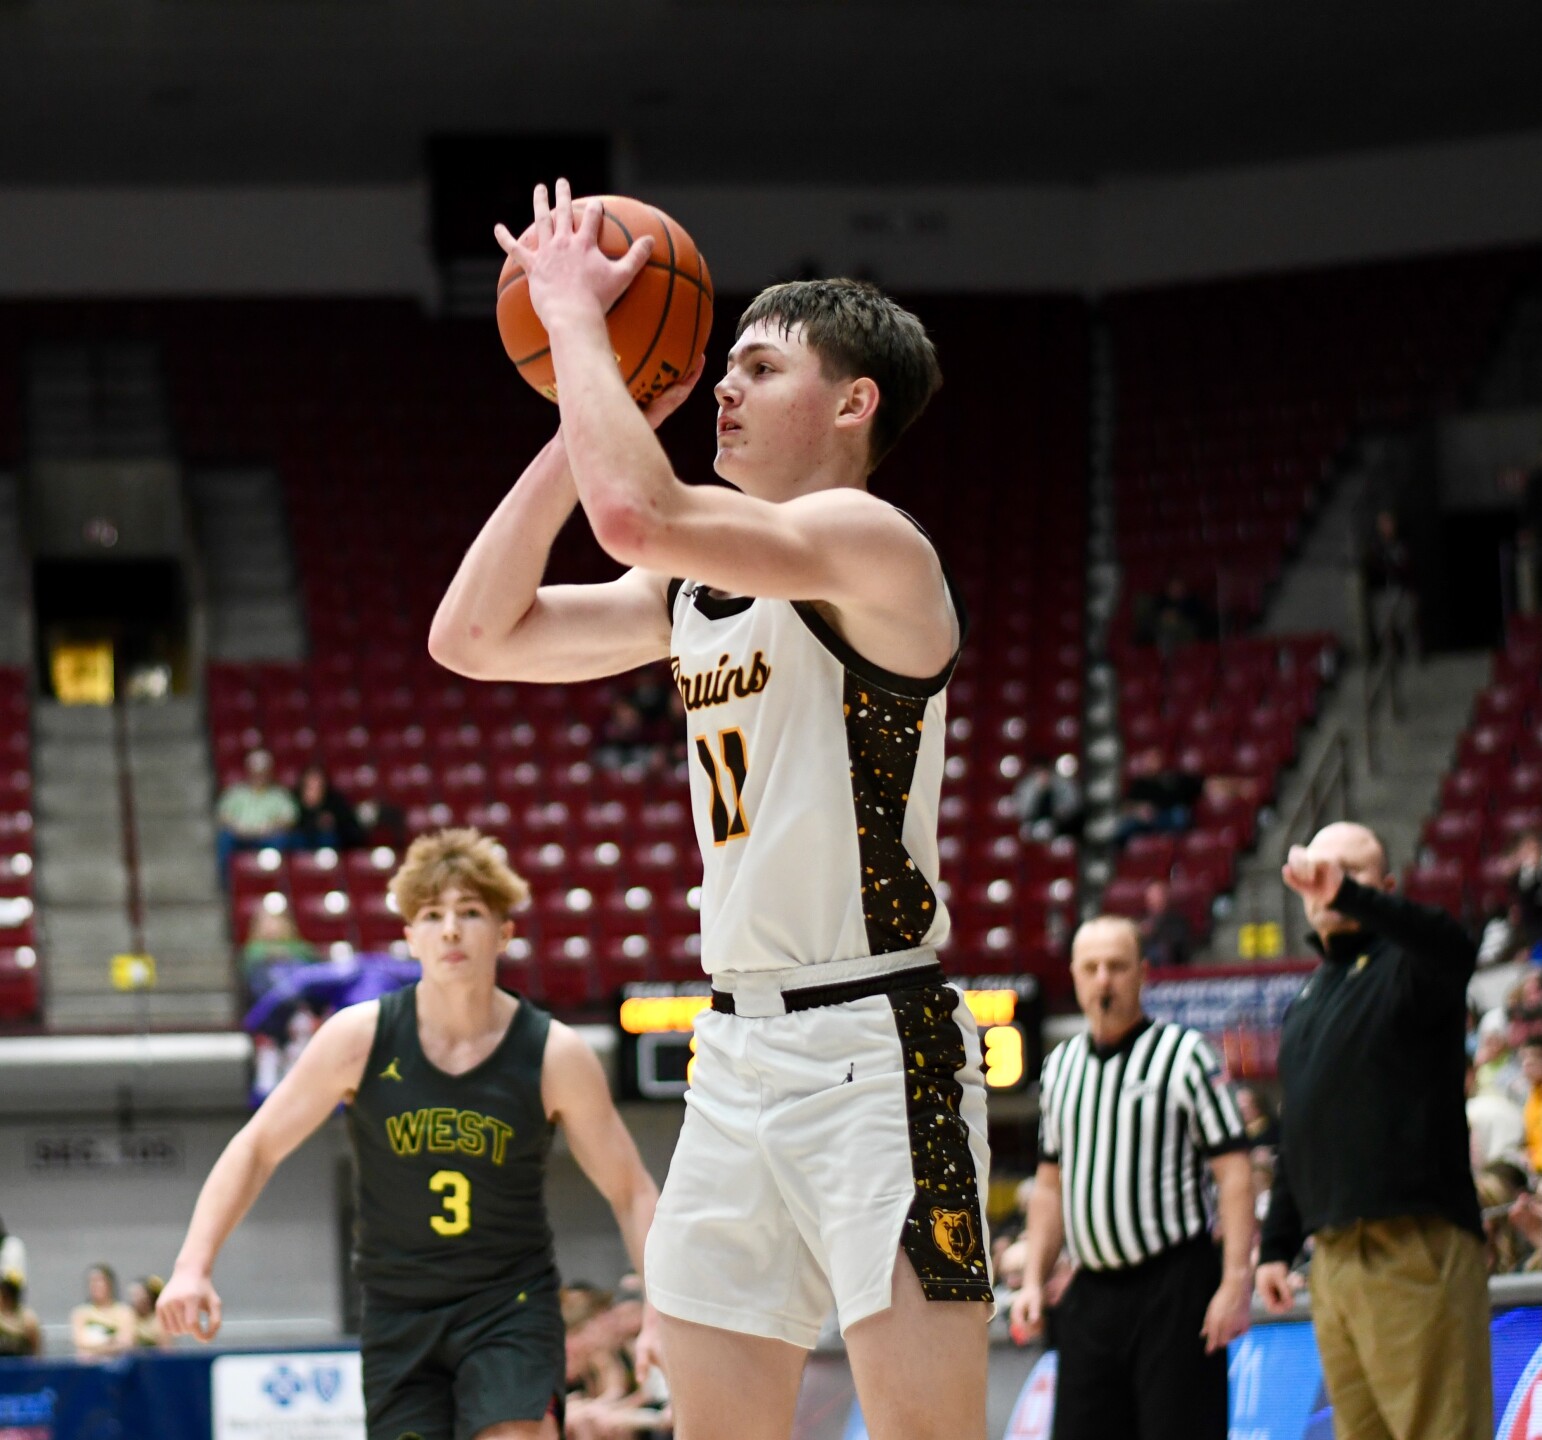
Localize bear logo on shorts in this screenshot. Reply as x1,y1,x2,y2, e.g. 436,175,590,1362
930,1206,978,1265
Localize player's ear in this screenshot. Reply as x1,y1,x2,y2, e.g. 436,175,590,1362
835,377,880,428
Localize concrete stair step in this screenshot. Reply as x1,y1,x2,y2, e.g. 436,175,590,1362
33,742,117,780
32,703,114,743
125,701,204,741
140,904,229,953
41,905,134,961
34,780,123,822
133,775,214,815
136,817,217,852
138,857,221,905
36,858,129,906
46,990,236,1029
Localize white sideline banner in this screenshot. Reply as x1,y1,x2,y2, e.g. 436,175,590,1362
211,1351,365,1440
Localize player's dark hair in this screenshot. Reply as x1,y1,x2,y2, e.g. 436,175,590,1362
736,279,942,470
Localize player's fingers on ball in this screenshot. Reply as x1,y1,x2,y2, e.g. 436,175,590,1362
532,184,551,233
494,223,520,256
620,235,655,278
554,177,573,226
580,196,604,241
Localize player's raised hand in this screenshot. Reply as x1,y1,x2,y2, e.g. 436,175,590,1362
1281,845,1344,906
157,1269,223,1342
495,178,654,327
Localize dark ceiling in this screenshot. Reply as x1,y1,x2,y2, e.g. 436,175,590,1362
4,0,1542,187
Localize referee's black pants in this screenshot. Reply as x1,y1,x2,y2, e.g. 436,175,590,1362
1050,1236,1228,1440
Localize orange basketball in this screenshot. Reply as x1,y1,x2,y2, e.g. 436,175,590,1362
497,195,714,406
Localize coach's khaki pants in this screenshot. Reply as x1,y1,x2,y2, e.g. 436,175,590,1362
1309,1215,1490,1440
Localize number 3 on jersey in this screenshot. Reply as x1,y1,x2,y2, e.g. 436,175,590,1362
695,728,750,846
429,1169,470,1236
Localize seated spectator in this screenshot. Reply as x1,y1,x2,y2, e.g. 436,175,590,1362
1476,1166,1530,1276
1137,880,1193,967
0,1212,25,1290
1136,577,1216,650
594,698,655,773
1523,1040,1542,1172
1468,1061,1526,1169
1114,748,1203,845
1012,754,1084,841
241,909,319,1003
1235,1085,1281,1149
291,763,365,851
129,1276,167,1349
0,1278,40,1357
71,1264,136,1359
216,750,299,879
1504,832,1542,956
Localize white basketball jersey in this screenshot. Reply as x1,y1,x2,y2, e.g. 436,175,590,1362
667,560,963,977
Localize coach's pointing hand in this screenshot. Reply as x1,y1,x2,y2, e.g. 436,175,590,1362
157,1268,223,1342
1281,845,1344,907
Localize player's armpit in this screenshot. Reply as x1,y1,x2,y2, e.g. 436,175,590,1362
431,566,672,685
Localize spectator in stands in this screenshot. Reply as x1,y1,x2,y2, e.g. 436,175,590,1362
1522,1040,1542,1172
1476,1166,1530,1276
1361,509,1421,662
290,763,365,851
241,908,318,1003
128,1276,167,1349
0,1278,40,1357
1137,577,1216,651
594,696,655,772
216,749,299,879
1501,447,1542,616
1235,1085,1281,1150
1467,1059,1526,1169
71,1264,136,1359
0,1212,25,1290
1115,747,1203,845
1509,968,1542,1050
1012,754,1084,842
1138,880,1193,967
1498,832,1542,961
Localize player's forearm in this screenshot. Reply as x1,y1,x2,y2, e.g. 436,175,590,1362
171,1129,275,1278
613,1176,660,1283
428,433,581,676
546,308,680,564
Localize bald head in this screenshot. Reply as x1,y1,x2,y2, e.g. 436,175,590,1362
1070,915,1146,1042
1072,915,1141,964
1308,822,1388,883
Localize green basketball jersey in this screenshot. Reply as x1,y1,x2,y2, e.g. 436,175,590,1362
347,985,558,1305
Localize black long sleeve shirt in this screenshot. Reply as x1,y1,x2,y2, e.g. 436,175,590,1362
1259,877,1482,1266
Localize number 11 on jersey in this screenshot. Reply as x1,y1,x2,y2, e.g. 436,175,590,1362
695,728,750,846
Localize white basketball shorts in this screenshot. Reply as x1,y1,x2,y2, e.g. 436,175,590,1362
644,964,994,1349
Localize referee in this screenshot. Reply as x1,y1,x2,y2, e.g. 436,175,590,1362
1012,916,1256,1440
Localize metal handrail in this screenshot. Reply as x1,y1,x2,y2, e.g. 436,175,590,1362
1361,590,1408,773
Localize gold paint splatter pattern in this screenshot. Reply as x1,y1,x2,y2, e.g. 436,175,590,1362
843,674,937,956
889,984,992,1302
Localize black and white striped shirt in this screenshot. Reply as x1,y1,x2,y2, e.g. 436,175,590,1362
1038,1017,1247,1271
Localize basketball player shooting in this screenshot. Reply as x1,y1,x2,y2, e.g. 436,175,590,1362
430,179,992,1440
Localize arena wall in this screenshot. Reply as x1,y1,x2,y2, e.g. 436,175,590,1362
4,130,1542,298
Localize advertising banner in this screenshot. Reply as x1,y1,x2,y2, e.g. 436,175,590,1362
210,1352,365,1440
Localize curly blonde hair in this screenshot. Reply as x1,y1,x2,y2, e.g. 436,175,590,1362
388,828,530,923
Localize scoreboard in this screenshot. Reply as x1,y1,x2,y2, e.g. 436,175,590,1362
616,975,1043,1100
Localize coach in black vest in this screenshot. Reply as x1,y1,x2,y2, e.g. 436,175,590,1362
1258,822,1489,1440
1012,916,1255,1440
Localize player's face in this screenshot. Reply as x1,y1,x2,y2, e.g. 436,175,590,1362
1069,925,1146,1037
713,321,852,497
405,886,511,979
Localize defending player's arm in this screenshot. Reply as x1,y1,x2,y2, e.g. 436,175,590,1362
157,1003,378,1341
1010,1162,1065,1343
541,1022,663,1371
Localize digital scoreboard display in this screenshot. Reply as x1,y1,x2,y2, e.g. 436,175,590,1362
616,976,1042,1100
